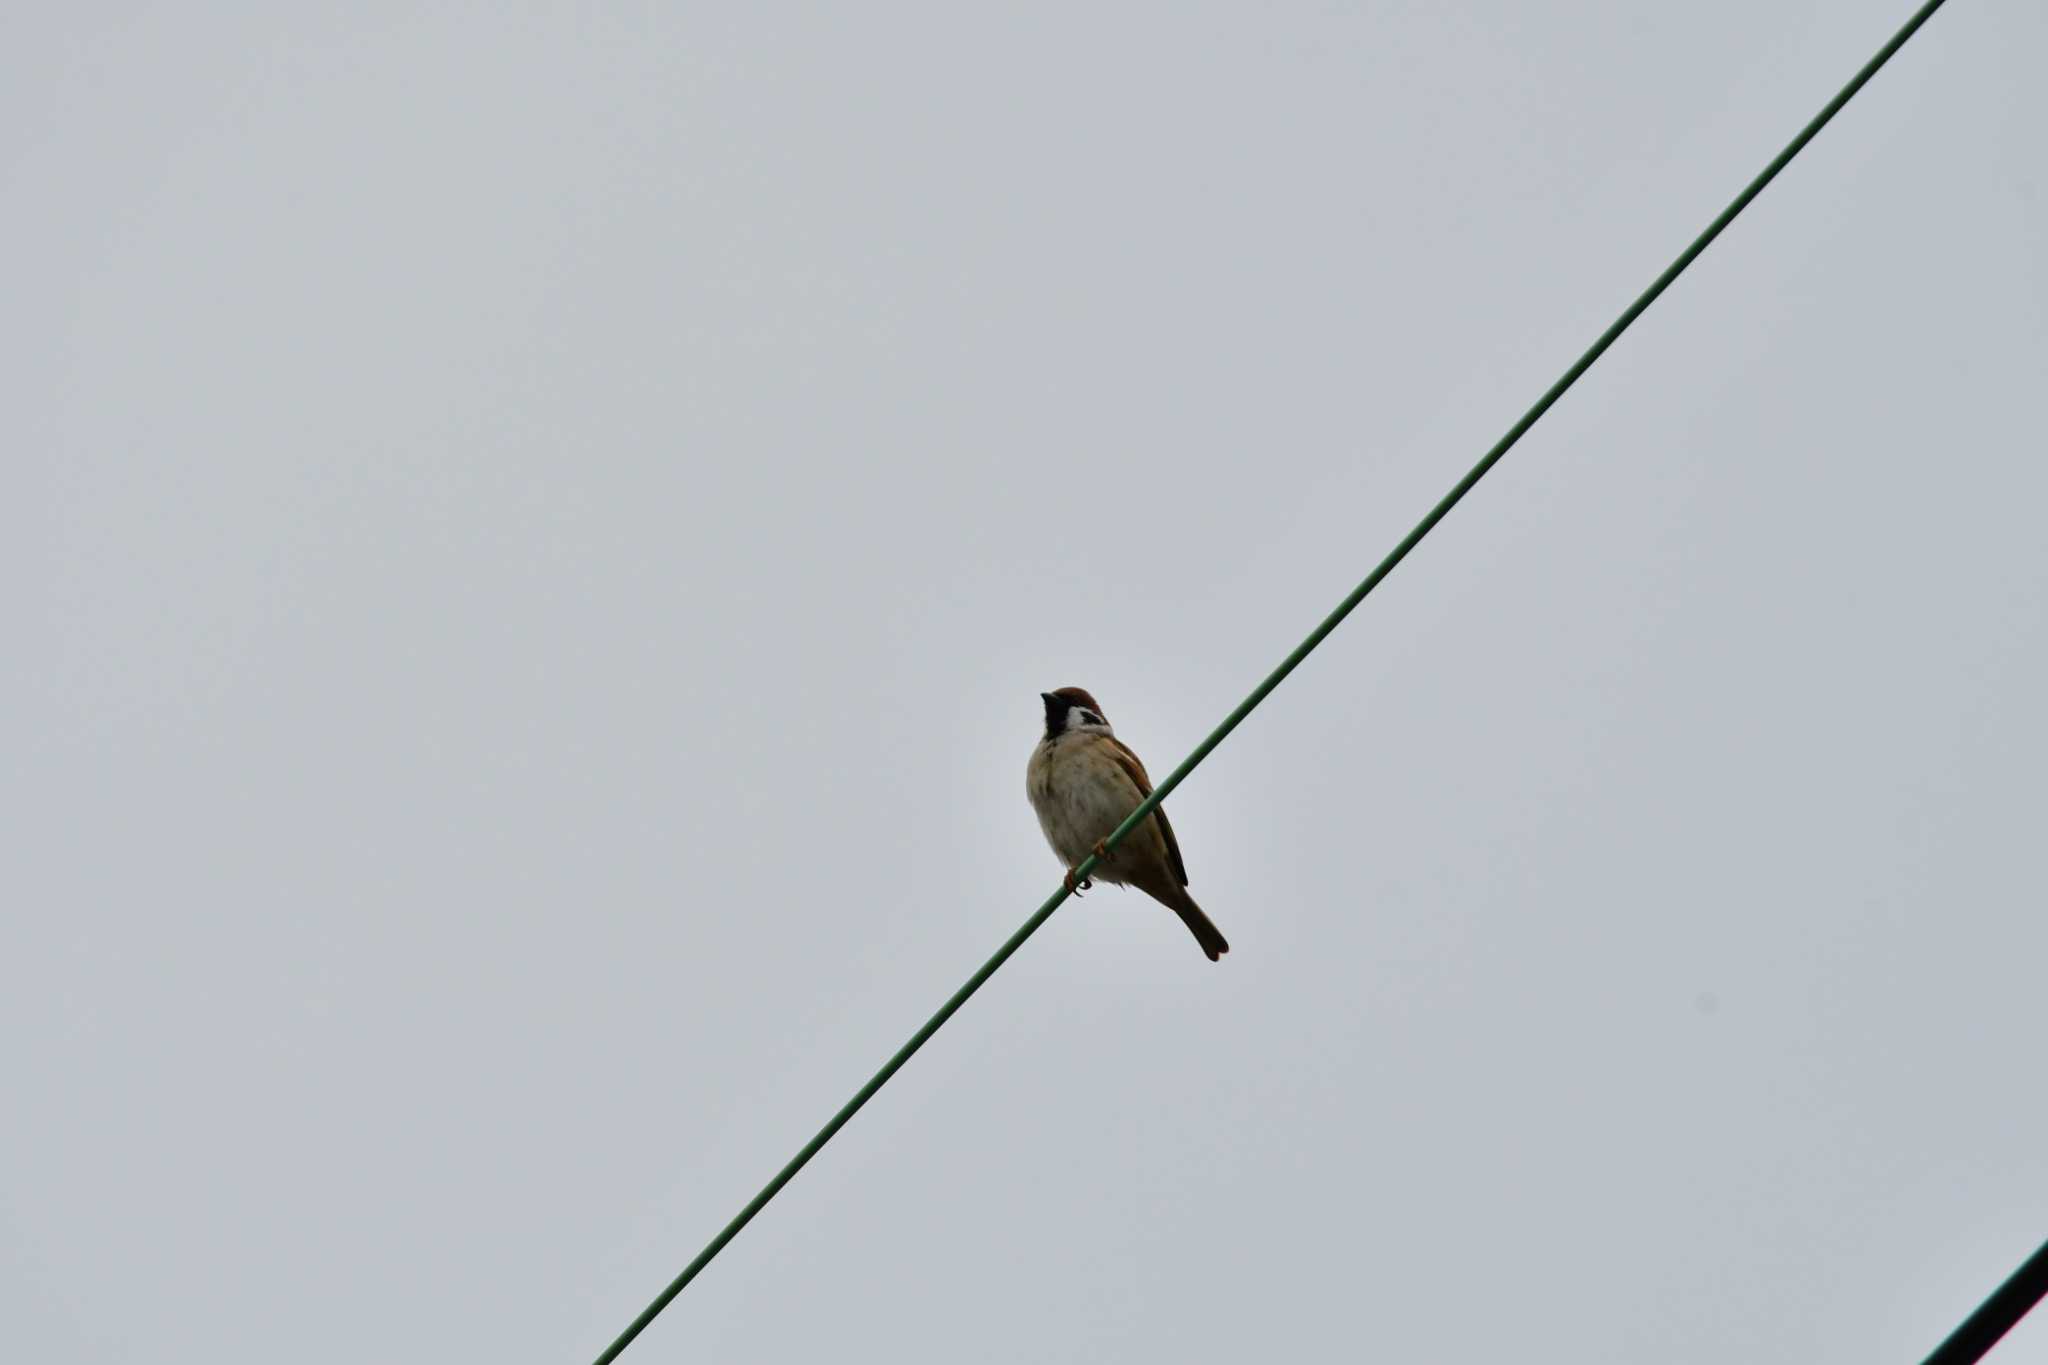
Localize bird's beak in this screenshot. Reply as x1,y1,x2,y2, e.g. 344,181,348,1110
1039,692,1056,705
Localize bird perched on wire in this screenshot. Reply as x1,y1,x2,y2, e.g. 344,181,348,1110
1026,687,1230,962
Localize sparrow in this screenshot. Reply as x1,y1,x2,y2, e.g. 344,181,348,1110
1026,687,1230,962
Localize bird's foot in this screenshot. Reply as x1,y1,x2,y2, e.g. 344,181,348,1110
1063,867,1093,896
1091,839,1110,862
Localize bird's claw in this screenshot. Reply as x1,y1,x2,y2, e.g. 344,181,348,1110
1063,841,1116,897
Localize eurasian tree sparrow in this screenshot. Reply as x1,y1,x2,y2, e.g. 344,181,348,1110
1026,687,1230,962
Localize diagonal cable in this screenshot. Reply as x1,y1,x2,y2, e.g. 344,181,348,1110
1918,1237,2048,1365
591,2,1951,1358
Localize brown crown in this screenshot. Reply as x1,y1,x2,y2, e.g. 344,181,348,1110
1047,686,1103,715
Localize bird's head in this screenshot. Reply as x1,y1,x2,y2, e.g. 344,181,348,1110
1041,687,1112,738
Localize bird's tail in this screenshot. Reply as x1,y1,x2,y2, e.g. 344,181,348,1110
1166,889,1230,962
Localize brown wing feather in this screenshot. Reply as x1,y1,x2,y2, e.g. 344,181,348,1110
1107,737,1191,888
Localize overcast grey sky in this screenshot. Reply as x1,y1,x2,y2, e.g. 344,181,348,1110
7,2,2046,1361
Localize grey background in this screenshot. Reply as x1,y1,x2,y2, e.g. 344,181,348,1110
6,3,2045,1361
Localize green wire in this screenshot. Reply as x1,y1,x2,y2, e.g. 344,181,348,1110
1918,1237,2048,1364
590,2,1951,1358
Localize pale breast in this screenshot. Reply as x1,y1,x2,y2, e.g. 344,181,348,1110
1025,734,1164,881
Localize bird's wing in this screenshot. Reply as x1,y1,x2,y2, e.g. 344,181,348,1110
1105,736,1190,888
